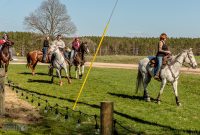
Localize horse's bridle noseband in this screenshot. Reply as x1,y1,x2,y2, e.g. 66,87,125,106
182,51,195,67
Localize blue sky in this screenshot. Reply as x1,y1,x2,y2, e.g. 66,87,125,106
0,0,200,37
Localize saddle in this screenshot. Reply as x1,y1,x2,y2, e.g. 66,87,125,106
149,55,171,68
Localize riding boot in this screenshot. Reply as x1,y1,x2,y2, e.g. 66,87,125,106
154,73,160,80
69,58,73,65
42,59,46,63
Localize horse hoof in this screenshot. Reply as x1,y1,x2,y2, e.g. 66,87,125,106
68,80,71,84
60,82,63,86
157,101,161,104
144,97,151,102
177,102,181,106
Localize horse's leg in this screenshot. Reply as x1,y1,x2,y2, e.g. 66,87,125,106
143,73,151,102
4,62,9,77
56,69,62,86
69,65,72,78
5,62,8,72
79,65,84,79
63,66,71,84
78,65,82,80
172,80,181,106
157,78,167,104
51,69,54,83
75,66,78,79
31,60,38,76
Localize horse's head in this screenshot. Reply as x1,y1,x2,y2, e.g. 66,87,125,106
183,48,197,69
4,40,14,47
49,43,59,54
80,42,89,54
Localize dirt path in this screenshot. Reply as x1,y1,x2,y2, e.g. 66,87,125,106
0,86,42,128
11,61,200,74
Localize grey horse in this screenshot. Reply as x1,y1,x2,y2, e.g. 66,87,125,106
136,48,197,106
49,44,71,86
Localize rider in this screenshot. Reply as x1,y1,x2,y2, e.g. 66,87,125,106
42,35,50,63
0,33,7,48
0,33,14,61
70,37,80,63
154,33,171,79
53,34,66,54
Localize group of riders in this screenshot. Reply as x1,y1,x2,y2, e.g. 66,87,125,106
0,32,170,79
41,34,81,65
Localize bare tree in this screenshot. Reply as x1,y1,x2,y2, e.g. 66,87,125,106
24,0,76,37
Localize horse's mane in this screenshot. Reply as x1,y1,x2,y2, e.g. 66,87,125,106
170,49,190,64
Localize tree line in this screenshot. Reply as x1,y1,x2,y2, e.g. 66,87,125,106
1,32,200,56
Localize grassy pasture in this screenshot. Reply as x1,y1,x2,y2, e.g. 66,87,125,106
1,64,200,135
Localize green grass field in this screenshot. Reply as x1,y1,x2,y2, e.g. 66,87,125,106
1,64,200,135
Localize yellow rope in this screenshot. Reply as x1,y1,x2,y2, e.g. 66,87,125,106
73,0,119,110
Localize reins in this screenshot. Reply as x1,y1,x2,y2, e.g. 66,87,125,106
167,51,194,82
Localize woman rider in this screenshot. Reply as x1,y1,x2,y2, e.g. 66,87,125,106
154,33,171,79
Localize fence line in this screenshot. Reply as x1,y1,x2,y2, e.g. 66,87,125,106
6,80,136,134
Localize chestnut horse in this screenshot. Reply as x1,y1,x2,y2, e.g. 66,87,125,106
0,40,14,73
26,50,51,75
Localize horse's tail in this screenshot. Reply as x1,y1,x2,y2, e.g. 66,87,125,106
135,68,143,94
26,52,32,68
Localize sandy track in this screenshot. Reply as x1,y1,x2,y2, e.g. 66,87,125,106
0,86,42,128
10,61,200,74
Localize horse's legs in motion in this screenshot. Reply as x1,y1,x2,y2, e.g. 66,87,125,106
56,68,62,86
69,65,72,78
63,67,71,84
78,65,82,79
50,68,54,83
79,65,84,79
143,73,151,101
157,78,167,104
172,80,181,106
31,60,38,76
75,66,79,79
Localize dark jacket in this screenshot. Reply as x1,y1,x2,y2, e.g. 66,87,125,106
43,40,49,47
156,41,169,57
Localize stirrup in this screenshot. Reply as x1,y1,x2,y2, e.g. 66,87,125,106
48,65,53,69
154,75,160,79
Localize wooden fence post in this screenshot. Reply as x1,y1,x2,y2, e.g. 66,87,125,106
100,101,114,135
0,68,5,116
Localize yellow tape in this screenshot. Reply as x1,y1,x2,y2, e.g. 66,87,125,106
72,0,118,110
73,23,110,110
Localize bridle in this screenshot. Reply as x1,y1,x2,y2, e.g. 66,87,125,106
168,50,195,82
182,51,194,67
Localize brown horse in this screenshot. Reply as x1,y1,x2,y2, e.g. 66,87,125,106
69,42,89,79
26,49,51,75
0,40,14,73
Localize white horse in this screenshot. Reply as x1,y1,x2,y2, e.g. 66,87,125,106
136,48,197,106
49,44,71,86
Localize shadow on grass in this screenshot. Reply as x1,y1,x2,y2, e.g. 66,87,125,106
108,92,144,101
108,92,157,102
27,79,52,84
19,72,49,76
10,85,200,135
